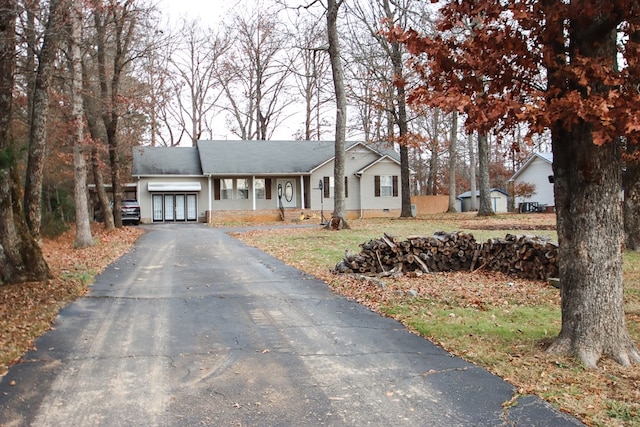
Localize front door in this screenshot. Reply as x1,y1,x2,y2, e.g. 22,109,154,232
276,179,296,208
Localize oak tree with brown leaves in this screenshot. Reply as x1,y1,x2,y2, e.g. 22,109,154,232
0,0,50,284
397,1,640,367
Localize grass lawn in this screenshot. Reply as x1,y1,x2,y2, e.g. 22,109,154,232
231,213,640,427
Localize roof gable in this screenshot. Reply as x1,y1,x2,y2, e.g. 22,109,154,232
510,152,553,181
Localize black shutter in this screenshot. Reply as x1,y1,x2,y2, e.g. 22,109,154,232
344,176,348,198
265,178,272,199
374,175,380,197
323,176,330,198
392,175,398,197
214,179,221,200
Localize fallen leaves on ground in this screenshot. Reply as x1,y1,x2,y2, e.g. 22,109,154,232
0,224,144,376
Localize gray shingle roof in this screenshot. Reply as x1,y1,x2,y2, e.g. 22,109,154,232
132,146,202,175
457,188,509,199
131,140,401,177
196,140,400,175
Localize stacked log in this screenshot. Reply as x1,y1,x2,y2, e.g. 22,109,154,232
478,234,558,280
333,231,558,281
334,231,478,275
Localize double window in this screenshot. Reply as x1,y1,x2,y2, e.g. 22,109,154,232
374,175,398,197
322,176,348,198
214,178,271,200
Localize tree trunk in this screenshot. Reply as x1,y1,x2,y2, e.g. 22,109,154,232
70,0,93,248
546,9,640,367
92,146,115,231
82,61,114,231
468,132,477,211
426,109,439,195
326,0,348,228
477,132,494,216
447,112,458,213
93,1,136,229
624,148,640,251
623,28,640,251
548,122,639,367
0,0,50,284
23,0,63,239
107,117,123,228
380,0,412,218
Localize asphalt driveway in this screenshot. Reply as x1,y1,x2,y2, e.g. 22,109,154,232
0,224,584,426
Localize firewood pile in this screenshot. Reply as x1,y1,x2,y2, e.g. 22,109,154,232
479,234,558,280
333,231,558,281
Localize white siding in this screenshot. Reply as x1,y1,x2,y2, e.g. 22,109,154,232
514,157,555,207
360,159,402,211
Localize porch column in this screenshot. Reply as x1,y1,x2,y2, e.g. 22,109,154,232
252,176,257,210
300,175,305,210
208,175,212,212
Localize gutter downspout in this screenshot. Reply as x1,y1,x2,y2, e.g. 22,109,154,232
356,172,363,219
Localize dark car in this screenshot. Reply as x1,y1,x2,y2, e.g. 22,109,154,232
121,199,141,225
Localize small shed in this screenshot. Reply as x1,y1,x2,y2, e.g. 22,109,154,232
457,188,509,213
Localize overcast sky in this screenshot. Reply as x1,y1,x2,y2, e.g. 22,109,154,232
158,0,239,25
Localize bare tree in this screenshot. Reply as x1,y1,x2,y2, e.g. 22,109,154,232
82,60,115,231
468,132,477,211
169,21,229,146
447,111,457,212
219,9,295,140
345,0,425,217
139,24,176,146
346,59,390,142
90,0,141,227
426,108,440,195
290,18,331,141
326,0,348,228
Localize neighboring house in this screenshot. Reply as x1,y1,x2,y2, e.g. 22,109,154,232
131,140,403,223
509,152,555,212
457,188,509,213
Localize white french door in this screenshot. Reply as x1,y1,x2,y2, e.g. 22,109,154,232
175,195,186,221
152,195,163,221
164,196,175,221
187,194,197,220
152,193,198,222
